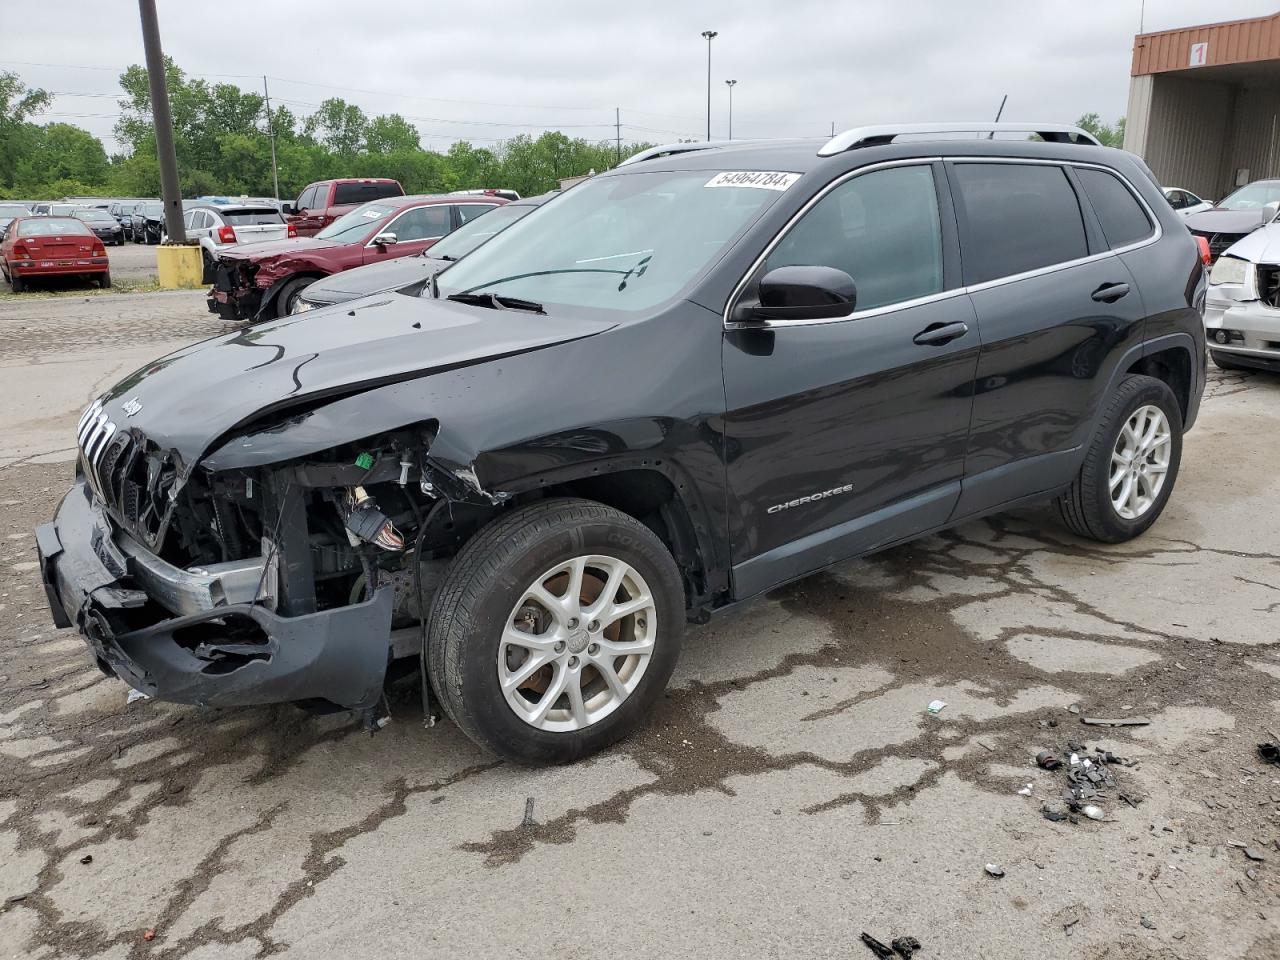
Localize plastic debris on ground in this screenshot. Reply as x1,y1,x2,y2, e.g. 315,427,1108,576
1258,742,1280,766
1082,716,1151,727
926,699,946,715
126,688,150,704
891,936,922,958
859,932,922,959
1034,738,1139,825
984,863,1005,878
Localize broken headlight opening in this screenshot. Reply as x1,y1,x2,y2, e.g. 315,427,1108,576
63,420,502,716
340,485,405,551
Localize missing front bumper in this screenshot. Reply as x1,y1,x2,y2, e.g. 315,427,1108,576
36,480,393,710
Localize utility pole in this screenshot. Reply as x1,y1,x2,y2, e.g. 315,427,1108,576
831,121,835,137
725,80,737,140
137,0,185,243
263,76,280,201
615,107,622,165
701,30,718,141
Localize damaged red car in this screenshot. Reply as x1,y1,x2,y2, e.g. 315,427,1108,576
208,194,504,321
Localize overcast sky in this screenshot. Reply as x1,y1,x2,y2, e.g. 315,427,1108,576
3,0,1277,154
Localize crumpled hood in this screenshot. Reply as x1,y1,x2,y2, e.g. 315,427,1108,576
305,255,445,304
1220,222,1280,264
1185,208,1273,235
95,293,612,465
220,235,338,262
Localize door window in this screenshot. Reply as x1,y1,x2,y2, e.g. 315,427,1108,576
1076,168,1153,249
950,162,1089,285
455,203,498,224
1166,190,1188,210
383,205,451,242
764,164,944,312
297,185,318,211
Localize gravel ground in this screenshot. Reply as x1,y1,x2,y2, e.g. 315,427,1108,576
0,292,1277,960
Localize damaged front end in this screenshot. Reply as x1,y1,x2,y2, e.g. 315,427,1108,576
36,409,482,718
208,257,262,322
1204,256,1280,372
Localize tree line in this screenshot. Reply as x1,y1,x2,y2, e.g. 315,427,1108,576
0,61,1129,203
0,60,651,202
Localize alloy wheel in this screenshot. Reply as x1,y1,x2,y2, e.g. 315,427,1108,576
499,554,656,732
1109,404,1171,520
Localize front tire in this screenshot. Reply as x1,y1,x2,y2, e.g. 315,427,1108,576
427,498,685,764
1057,374,1183,543
273,276,315,317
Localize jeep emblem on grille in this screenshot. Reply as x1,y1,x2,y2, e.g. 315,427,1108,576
122,397,143,417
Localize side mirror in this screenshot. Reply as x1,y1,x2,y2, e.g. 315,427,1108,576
1264,201,1280,223
373,232,398,247
282,202,296,216
746,265,856,322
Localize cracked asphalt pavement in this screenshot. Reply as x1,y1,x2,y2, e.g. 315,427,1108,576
1,292,1278,959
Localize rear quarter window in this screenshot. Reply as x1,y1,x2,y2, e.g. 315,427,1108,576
1075,168,1154,249
333,182,403,205
951,162,1089,285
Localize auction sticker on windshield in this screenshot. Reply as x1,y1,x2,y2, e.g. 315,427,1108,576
705,171,801,191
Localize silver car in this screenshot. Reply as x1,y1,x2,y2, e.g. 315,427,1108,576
1203,212,1280,373
182,203,294,282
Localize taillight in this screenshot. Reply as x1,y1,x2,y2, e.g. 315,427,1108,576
1195,235,1211,265
217,225,237,244
12,242,31,259
92,241,106,257
286,222,297,238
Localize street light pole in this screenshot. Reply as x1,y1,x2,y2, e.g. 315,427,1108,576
701,30,718,141
137,0,185,243
725,79,738,140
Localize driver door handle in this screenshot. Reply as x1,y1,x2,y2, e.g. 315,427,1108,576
1091,282,1130,303
913,321,969,346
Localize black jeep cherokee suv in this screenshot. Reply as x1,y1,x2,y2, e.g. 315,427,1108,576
36,123,1206,764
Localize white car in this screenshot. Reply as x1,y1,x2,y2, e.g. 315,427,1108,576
1164,187,1213,218
1203,210,1280,373
182,203,295,283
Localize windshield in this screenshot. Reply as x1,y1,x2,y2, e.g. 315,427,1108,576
316,201,395,243
436,170,788,313
18,218,90,237
428,202,538,260
1218,181,1280,211
74,209,114,222
142,202,163,216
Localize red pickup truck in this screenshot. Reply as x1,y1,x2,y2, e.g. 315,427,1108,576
285,178,404,236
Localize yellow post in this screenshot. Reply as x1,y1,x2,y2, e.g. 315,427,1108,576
156,244,203,289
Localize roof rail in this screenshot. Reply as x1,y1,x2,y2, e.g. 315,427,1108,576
617,141,732,167
817,122,1101,157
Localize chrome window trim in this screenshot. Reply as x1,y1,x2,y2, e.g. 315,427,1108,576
724,155,1162,330
364,205,450,248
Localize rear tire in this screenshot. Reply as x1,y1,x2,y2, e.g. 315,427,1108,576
99,271,111,289
1210,350,1249,372
9,271,25,293
427,498,685,764
1057,374,1182,543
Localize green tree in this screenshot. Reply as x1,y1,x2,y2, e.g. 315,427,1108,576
303,98,368,154
1076,113,1126,148
0,71,52,190
366,114,421,153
